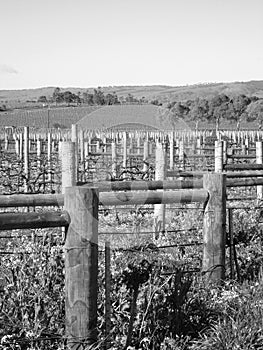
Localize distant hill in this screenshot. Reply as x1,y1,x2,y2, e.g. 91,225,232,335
1,80,263,107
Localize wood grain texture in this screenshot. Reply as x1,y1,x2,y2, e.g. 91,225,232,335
202,173,226,282
64,187,99,349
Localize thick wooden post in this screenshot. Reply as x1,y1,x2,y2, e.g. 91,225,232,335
202,173,226,282
61,142,76,193
256,141,263,199
64,186,99,349
153,140,166,239
105,241,111,349
228,208,235,279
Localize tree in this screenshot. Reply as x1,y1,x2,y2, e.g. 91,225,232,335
0,104,7,112
63,91,75,105
188,98,209,121
125,93,139,104
93,88,105,105
38,95,48,103
228,95,252,122
105,93,119,105
246,99,263,126
52,87,61,103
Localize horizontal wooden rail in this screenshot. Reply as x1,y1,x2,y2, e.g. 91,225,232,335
185,154,213,158
166,171,206,178
0,210,69,230
0,194,64,207
227,154,255,159
79,179,203,191
99,189,208,206
227,178,263,187
224,164,263,171
0,189,208,208
225,170,263,178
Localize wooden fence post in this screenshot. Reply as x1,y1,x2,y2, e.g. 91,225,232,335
178,140,185,170
153,140,166,240
61,142,76,194
222,140,228,166
136,137,141,156
4,132,8,151
15,136,19,156
202,173,226,282
228,208,235,279
105,241,111,349
71,124,79,181
143,139,149,172
19,132,23,159
64,186,99,349
111,140,117,178
24,126,29,192
169,132,174,170
256,141,263,199
47,132,52,191
122,132,127,170
37,137,42,158
79,129,85,181
214,140,223,172
197,137,202,155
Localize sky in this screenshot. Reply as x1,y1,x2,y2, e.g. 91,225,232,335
1,0,263,90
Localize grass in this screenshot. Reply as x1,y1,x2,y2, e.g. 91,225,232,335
0,105,101,129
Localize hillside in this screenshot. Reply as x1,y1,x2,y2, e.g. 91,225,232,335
77,105,191,130
1,80,263,107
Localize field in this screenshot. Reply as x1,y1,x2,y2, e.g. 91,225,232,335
0,106,101,129
0,129,263,349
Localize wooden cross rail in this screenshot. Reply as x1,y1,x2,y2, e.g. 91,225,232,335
227,154,255,159
167,170,263,178
226,170,263,178
0,210,69,230
79,179,203,191
0,188,207,208
227,178,263,187
224,164,263,171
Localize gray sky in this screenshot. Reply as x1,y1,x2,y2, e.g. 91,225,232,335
1,0,263,90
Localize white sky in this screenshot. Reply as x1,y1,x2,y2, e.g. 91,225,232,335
1,0,263,90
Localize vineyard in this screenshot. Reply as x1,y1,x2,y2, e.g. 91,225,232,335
1,125,263,349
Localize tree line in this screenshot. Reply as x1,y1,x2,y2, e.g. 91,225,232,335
164,94,263,127
38,87,154,106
